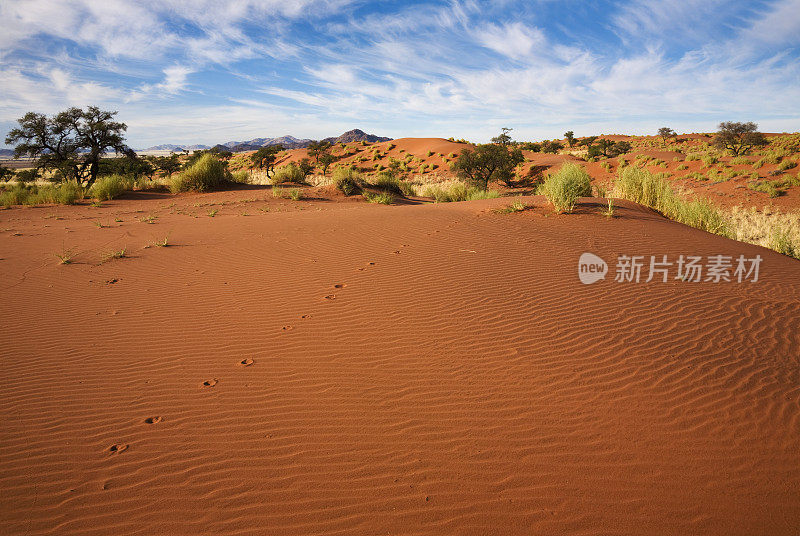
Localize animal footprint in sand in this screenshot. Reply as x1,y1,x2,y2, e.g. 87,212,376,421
333,283,346,289
144,416,162,424
109,444,128,454
282,325,294,331
239,358,254,366
201,379,218,388
323,294,336,300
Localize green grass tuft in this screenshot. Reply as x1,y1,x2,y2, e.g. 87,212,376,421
540,163,592,213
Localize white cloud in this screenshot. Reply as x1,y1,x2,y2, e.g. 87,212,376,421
476,22,546,60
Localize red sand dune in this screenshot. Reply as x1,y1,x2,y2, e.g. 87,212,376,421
1,189,798,535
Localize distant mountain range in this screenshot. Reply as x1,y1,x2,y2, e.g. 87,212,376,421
141,129,392,153
143,144,211,152
0,148,15,158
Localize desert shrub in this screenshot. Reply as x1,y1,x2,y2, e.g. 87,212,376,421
271,163,305,185
90,174,132,200
363,191,394,204
332,167,363,196
169,153,231,193
731,156,752,165
540,163,592,213
749,181,781,197
415,180,500,202
1,181,84,207
230,170,250,184
370,172,404,195
398,180,415,197
778,159,797,171
701,154,719,166
676,163,688,170
614,166,728,235
686,154,701,161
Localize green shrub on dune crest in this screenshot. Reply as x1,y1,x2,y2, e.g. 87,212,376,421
169,153,232,193
614,166,728,235
540,163,592,213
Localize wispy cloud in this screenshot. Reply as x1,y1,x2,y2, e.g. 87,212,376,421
1,0,798,148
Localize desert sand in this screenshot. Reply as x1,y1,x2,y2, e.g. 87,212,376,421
1,187,798,535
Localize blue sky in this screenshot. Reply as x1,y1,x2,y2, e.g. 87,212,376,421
1,0,799,149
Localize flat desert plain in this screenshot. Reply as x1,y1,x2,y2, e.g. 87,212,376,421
1,189,799,535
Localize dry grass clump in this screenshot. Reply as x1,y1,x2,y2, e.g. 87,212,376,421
540,163,592,213
169,153,231,193
494,196,527,213
410,179,500,202
726,206,800,259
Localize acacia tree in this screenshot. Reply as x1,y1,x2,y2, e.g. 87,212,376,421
318,153,337,176
251,145,284,178
713,121,767,156
564,131,575,147
5,106,131,185
0,164,14,181
657,127,676,145
491,127,513,146
146,154,182,177
298,158,315,180
452,144,523,190
307,140,332,165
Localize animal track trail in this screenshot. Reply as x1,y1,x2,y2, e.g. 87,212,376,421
239,358,254,367
201,379,218,388
144,416,162,424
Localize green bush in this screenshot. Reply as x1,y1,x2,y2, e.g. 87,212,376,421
363,191,395,204
90,174,132,200
0,181,84,207
370,172,403,195
231,170,250,184
540,163,592,213
169,153,231,193
271,163,305,185
332,167,363,196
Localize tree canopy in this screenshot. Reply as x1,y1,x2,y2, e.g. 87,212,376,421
452,144,524,190
713,121,767,155
251,145,284,177
5,106,131,185
307,140,333,164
